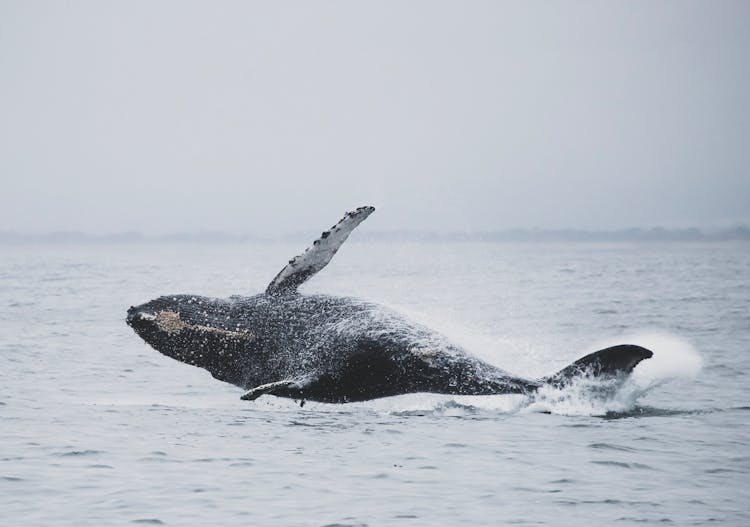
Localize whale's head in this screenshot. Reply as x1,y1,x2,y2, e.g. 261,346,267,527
127,295,257,385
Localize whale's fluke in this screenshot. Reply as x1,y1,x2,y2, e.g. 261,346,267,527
266,206,375,295
542,344,653,388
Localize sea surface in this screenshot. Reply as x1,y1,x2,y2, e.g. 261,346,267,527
1,241,748,526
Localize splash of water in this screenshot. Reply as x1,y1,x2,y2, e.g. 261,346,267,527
524,332,702,416
626,332,703,388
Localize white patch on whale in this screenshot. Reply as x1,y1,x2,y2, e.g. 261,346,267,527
154,310,255,341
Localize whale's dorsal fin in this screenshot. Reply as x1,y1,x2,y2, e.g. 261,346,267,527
265,206,375,295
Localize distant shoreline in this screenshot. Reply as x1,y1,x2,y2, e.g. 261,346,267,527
1,227,749,245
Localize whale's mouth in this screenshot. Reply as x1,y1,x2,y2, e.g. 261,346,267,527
126,306,154,327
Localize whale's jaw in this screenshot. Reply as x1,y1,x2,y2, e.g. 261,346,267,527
126,296,258,388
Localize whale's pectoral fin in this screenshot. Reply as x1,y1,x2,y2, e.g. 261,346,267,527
240,378,309,401
265,206,375,295
542,344,653,388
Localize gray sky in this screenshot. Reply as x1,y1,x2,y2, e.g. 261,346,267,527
2,0,748,234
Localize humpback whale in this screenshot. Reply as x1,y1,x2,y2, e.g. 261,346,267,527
127,206,652,404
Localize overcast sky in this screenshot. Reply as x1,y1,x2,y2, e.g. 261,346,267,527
1,1,748,235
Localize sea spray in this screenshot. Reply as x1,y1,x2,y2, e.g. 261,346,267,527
524,332,702,416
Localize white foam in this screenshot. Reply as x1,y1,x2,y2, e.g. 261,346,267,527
369,393,526,415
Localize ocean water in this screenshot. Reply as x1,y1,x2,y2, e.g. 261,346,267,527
1,241,748,526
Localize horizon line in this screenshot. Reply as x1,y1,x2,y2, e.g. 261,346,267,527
1,225,749,244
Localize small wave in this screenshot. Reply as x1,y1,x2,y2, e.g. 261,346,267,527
591,460,654,470
390,399,481,417
136,456,182,464
602,406,714,419
229,461,254,467
588,442,638,452
704,467,742,474
57,449,104,457
615,517,675,524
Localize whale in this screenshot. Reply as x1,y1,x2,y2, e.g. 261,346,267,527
126,206,653,404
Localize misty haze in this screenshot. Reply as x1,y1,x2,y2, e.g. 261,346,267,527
2,1,749,236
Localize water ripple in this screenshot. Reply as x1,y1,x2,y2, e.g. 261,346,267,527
588,442,638,452
56,449,104,457
591,461,655,470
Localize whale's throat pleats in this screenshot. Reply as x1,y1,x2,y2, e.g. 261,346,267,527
265,206,375,295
